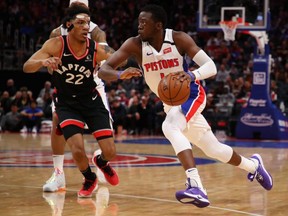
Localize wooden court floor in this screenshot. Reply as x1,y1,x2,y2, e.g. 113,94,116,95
0,132,287,216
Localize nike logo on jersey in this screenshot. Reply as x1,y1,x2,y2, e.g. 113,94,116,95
146,52,153,56
63,53,72,56
92,95,98,100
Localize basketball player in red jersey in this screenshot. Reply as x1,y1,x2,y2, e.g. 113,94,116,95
42,0,115,193
98,4,273,207
23,4,121,198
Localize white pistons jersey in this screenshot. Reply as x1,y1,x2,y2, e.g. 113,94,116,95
141,29,206,123
141,29,185,96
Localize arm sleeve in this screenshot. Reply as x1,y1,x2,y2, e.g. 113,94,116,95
191,50,217,80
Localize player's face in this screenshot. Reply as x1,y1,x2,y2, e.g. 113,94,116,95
138,12,158,42
71,14,90,41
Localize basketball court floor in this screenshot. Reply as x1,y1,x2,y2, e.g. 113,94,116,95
0,132,287,216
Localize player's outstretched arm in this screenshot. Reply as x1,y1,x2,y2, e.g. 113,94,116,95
99,37,142,81
23,38,62,73
174,31,217,80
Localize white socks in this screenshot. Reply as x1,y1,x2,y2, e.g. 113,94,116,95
238,156,259,174
52,155,64,173
185,168,204,189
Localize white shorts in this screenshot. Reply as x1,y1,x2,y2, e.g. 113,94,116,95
164,98,211,144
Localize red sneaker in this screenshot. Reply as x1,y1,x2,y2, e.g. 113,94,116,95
78,178,98,198
92,150,119,186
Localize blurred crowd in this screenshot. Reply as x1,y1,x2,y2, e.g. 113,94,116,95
0,0,288,135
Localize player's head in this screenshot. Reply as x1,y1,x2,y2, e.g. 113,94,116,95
69,0,89,8
138,4,167,41
63,4,90,40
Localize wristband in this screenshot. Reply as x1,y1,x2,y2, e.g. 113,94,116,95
188,71,196,81
117,70,123,79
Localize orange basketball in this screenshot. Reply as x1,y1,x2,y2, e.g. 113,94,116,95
157,72,190,106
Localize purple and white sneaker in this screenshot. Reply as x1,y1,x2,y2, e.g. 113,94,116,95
175,178,210,208
247,154,273,190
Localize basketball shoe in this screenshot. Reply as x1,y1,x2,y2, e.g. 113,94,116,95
78,177,98,198
92,149,119,186
43,169,66,192
247,154,273,190
175,178,210,208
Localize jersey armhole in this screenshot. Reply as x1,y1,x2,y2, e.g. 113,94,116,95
58,36,64,58
93,42,98,68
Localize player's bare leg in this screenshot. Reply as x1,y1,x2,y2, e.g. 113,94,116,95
92,137,119,186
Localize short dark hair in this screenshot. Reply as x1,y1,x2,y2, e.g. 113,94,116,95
66,3,90,19
62,4,90,28
141,4,167,28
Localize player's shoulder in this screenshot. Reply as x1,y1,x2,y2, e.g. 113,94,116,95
172,29,195,45
121,36,142,52
172,29,189,38
127,36,142,46
50,26,62,38
46,35,63,46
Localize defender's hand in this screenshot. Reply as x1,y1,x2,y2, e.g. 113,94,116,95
43,57,62,71
118,67,142,79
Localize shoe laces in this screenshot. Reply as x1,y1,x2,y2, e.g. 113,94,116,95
256,171,264,182
102,165,114,176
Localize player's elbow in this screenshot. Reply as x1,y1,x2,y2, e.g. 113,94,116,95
98,67,106,80
23,63,30,73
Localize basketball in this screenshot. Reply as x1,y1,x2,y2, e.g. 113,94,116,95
157,72,190,106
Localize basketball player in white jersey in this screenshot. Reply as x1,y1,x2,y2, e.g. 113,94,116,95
43,0,114,192
98,4,273,208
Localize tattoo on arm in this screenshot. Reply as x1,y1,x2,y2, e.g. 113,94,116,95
92,27,106,43
49,28,61,39
104,45,115,55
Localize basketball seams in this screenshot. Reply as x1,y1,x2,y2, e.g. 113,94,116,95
158,72,190,106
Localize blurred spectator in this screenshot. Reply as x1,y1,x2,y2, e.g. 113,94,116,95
41,91,53,120
154,100,165,135
18,86,33,111
215,85,235,116
137,95,154,135
4,79,17,98
11,91,22,109
0,102,4,131
0,91,12,114
0,103,23,132
126,95,140,135
36,81,53,107
110,96,127,136
21,100,43,133
215,64,230,83
127,89,139,107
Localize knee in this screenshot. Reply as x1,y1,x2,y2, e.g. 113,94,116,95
162,119,181,137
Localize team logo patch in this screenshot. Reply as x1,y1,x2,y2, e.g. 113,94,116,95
163,47,172,54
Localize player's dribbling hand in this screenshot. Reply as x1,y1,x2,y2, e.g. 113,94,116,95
43,57,62,70
119,67,142,79
174,71,193,86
